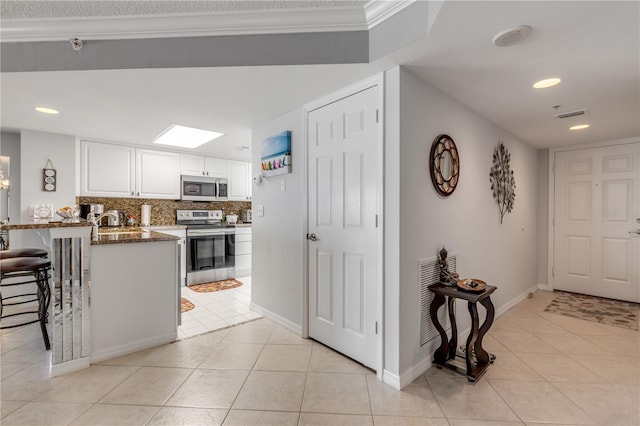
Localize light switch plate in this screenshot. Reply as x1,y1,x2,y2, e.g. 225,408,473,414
257,205,264,217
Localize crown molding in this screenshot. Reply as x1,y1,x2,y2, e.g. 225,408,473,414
0,2,416,42
365,0,416,29
0,7,369,42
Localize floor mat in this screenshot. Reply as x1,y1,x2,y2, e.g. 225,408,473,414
544,291,639,331
181,297,195,313
187,278,243,293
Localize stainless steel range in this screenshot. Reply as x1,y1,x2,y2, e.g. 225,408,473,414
177,209,235,285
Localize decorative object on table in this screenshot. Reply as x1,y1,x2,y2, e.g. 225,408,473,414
56,206,79,219
457,278,488,293
438,246,459,286
42,159,56,192
544,291,639,331
125,215,137,226
187,278,243,293
261,130,291,177
429,134,460,196
181,297,195,313
489,141,516,224
33,204,53,219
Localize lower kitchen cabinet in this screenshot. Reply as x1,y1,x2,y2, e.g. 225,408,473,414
234,226,251,276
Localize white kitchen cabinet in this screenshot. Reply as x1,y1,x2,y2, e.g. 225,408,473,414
227,160,251,201
136,149,181,199
81,141,135,197
234,226,251,276
180,154,227,178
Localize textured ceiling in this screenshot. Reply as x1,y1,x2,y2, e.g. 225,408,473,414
1,0,367,19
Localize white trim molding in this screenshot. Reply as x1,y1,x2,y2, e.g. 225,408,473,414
365,0,416,29
0,2,415,42
250,303,302,336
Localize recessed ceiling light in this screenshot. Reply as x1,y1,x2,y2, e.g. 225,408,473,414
533,78,561,89
153,124,223,149
35,106,59,114
570,124,590,130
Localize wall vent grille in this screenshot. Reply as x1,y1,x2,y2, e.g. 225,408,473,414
555,109,586,119
419,254,456,347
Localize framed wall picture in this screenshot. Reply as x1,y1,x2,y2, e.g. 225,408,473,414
43,159,56,192
261,130,292,177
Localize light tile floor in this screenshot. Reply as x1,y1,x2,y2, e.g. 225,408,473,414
179,275,262,339
1,290,639,425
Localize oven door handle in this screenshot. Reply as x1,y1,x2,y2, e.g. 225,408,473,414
187,230,226,237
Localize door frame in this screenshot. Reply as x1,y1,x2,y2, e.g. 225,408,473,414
547,136,640,291
301,73,384,379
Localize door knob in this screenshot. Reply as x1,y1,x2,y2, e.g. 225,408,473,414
307,233,318,241
629,230,640,235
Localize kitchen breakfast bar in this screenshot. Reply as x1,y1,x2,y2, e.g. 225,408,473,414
0,220,180,377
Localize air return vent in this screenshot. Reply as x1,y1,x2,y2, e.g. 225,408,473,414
555,109,587,119
419,254,456,347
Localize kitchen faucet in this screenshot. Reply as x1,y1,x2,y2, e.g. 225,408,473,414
87,211,118,237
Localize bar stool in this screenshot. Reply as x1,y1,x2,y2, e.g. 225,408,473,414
0,248,48,260
0,257,52,350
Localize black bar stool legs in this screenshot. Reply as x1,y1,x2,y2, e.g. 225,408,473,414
0,257,52,350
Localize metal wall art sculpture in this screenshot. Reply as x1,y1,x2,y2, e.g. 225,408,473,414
489,141,515,224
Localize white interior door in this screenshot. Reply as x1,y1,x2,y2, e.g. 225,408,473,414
554,143,640,302
307,86,379,369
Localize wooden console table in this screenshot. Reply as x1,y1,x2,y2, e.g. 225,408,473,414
428,282,497,382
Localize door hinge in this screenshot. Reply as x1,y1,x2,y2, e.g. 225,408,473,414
552,266,555,277
375,321,378,334
376,109,379,123
375,214,378,228
552,217,555,226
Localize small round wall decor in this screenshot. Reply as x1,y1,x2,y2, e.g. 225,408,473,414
429,134,460,196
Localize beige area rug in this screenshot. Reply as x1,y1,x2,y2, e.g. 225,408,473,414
181,298,195,313
544,291,639,331
187,278,243,293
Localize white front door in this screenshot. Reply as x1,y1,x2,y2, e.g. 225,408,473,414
554,142,640,302
307,85,380,369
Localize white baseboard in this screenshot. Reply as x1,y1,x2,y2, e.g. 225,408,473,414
382,369,401,389
537,283,552,291
90,332,177,364
250,302,302,335
50,356,90,377
495,283,540,318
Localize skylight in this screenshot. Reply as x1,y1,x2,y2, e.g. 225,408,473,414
153,124,223,149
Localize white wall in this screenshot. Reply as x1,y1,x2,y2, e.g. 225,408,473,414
391,67,540,380
11,130,77,249
250,108,305,330
0,131,21,223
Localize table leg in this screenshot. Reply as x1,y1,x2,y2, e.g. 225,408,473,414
430,293,449,363
465,301,480,376
476,296,496,365
447,296,457,359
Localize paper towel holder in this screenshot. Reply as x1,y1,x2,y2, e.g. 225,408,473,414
140,204,151,226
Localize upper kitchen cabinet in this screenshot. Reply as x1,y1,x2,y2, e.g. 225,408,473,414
81,141,135,197
136,149,181,199
227,160,251,201
81,141,180,199
180,154,227,178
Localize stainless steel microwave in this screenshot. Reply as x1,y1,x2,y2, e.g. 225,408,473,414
180,175,228,202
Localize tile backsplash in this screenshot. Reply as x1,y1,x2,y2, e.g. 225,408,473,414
77,197,251,226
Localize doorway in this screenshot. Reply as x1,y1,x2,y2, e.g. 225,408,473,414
552,142,640,302
305,77,383,370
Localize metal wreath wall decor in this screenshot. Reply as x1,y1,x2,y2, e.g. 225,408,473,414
489,141,516,224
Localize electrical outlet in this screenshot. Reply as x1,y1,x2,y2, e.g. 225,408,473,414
257,205,264,217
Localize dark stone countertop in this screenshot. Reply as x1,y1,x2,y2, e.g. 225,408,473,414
0,219,92,230
91,229,180,246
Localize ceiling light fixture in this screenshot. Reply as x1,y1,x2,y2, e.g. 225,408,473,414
153,124,223,149
570,124,590,130
492,25,533,47
35,106,59,114
533,78,561,89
